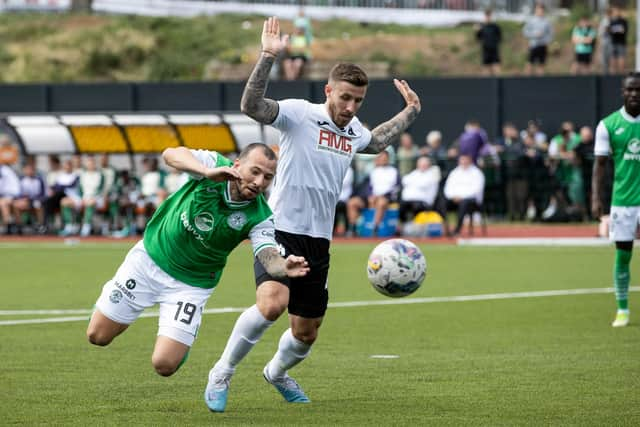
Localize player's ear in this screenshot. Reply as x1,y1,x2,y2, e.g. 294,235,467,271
233,158,241,168
324,83,332,98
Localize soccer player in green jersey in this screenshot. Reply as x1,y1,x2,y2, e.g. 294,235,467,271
592,72,640,327
86,143,309,376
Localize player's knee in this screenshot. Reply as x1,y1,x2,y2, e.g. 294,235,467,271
151,355,179,377
86,328,113,346
259,300,287,321
292,328,318,345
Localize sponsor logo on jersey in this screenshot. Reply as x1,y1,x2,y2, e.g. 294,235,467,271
227,212,247,230
194,212,214,232
125,279,136,290
317,129,352,156
623,138,640,160
206,186,218,194
317,120,330,127
615,127,626,135
109,289,123,304
114,281,136,301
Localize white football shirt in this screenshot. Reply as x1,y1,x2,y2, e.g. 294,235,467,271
269,99,372,240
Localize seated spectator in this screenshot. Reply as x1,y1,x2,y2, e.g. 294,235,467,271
12,162,46,234
44,159,79,235
99,153,118,235
59,156,104,237
0,135,19,166
282,26,311,80
334,165,354,237
443,154,485,236
423,129,456,174
347,150,400,236
136,156,167,232
396,132,419,177
0,164,21,234
112,170,141,238
399,156,442,225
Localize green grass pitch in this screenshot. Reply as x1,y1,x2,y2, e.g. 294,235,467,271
1,241,639,425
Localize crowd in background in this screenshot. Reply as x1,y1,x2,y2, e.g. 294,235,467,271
0,115,612,237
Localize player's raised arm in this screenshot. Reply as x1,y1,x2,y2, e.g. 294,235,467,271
240,16,288,124
360,79,421,154
257,248,310,279
162,147,240,182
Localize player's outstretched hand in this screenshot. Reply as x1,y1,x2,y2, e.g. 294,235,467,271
262,16,288,56
284,255,310,278
205,166,241,183
393,79,421,114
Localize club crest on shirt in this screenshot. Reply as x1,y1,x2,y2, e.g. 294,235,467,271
194,212,214,232
227,212,247,230
624,138,640,161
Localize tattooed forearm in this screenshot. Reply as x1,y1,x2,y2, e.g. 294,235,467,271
361,105,420,154
240,53,280,124
256,247,288,279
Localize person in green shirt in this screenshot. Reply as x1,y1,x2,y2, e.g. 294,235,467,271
592,73,640,327
86,143,310,376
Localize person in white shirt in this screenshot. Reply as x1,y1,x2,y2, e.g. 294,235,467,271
444,154,485,235
334,164,353,236
346,150,399,236
399,155,442,224
204,16,421,412
0,164,20,233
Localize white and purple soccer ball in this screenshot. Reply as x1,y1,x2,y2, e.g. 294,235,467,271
366,239,427,298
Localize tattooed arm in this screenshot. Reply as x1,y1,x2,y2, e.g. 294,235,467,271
240,16,288,124
256,248,310,279
360,79,422,154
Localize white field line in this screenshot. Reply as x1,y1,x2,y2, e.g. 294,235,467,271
1,286,638,326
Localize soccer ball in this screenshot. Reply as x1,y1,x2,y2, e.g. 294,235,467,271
366,238,427,298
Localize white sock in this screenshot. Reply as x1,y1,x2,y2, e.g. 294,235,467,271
267,328,311,380
213,304,273,378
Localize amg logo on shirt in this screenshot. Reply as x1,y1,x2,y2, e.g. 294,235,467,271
317,129,352,156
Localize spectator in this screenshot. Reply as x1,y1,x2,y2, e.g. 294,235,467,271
443,154,485,235
99,153,118,235
399,155,442,225
522,133,547,220
346,151,400,236
0,135,19,166
293,7,313,44
457,119,490,165
475,8,502,76
282,26,311,80
496,123,529,220
79,156,105,237
0,164,21,234
571,14,597,75
573,126,595,218
136,156,166,233
44,159,79,235
12,162,46,234
45,155,62,191
334,165,354,237
523,3,553,76
520,119,548,151
608,6,628,74
111,169,141,238
598,7,613,74
396,132,419,177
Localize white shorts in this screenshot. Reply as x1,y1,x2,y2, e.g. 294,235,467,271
609,206,640,242
94,241,214,346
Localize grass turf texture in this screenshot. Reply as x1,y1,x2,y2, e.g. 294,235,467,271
1,242,639,425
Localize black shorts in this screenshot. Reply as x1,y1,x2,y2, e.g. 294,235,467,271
575,52,592,64
528,45,547,65
254,230,330,318
482,47,500,65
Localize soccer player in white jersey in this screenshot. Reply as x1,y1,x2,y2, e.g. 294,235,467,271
86,143,309,377
592,73,640,327
205,16,421,412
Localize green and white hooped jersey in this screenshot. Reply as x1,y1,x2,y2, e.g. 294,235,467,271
595,107,640,206
143,150,277,289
